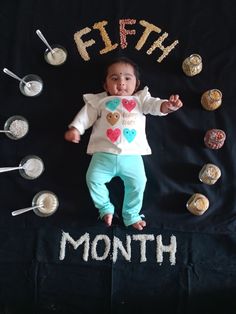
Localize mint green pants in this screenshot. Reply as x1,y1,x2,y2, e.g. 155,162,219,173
86,152,147,226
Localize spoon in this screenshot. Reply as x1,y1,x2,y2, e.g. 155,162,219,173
3,68,31,88
0,130,11,133
11,205,43,216
36,29,54,55
0,166,24,173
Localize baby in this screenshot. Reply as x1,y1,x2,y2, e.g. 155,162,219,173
64,57,183,230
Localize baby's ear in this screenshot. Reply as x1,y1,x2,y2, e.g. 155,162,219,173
103,82,108,91
135,80,140,91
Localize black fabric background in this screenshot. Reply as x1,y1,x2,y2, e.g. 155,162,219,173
0,0,236,313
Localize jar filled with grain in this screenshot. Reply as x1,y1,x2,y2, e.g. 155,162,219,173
182,54,202,76
201,89,222,111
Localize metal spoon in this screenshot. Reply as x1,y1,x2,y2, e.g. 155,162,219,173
3,68,31,88
0,166,23,173
0,130,11,133
11,205,43,216
36,29,54,54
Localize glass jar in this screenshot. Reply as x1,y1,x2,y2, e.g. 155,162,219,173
201,89,222,111
182,54,202,76
199,163,221,185
19,155,44,180
44,45,67,66
4,115,29,140
204,128,226,149
32,190,59,217
19,74,43,97
186,193,209,215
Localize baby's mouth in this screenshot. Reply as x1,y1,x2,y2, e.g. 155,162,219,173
117,89,126,95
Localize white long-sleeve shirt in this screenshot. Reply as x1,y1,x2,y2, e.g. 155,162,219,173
69,86,167,155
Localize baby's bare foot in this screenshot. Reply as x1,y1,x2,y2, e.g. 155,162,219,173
132,220,146,230
103,214,113,226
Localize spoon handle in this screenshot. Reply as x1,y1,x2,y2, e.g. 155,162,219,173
36,29,54,53
11,205,40,216
3,68,23,82
0,166,23,173
3,68,29,86
0,130,11,133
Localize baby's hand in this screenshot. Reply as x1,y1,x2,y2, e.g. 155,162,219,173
160,95,183,114
166,94,183,112
64,127,80,143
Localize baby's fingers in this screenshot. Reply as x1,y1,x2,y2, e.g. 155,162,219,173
169,94,179,102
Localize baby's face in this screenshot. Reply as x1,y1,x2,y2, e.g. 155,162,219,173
104,62,138,96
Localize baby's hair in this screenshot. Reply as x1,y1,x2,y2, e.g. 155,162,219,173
103,56,140,83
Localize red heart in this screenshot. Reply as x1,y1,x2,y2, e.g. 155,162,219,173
122,99,136,112
106,128,121,143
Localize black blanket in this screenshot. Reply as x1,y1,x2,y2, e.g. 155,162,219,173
0,0,236,313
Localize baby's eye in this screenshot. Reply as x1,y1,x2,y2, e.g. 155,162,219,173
125,77,131,81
